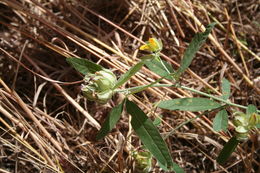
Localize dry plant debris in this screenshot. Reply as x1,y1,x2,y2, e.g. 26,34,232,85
0,0,259,172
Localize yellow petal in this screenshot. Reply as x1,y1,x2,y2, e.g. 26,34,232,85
149,38,157,48
139,44,149,50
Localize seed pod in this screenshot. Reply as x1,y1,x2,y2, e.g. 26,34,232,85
93,69,117,91
82,85,96,102
82,69,117,104
248,113,258,128
233,113,248,127
233,111,260,141
235,126,248,141
95,90,113,104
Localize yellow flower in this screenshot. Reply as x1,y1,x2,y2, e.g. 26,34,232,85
140,38,162,53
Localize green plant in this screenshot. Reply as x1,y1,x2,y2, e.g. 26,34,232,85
67,23,260,172
216,105,259,165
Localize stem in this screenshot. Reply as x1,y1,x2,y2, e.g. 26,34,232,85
163,112,203,139
157,56,170,74
115,83,165,93
116,83,260,112
163,105,227,139
156,55,175,81
179,85,248,110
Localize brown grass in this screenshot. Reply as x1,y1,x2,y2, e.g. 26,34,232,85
0,0,259,172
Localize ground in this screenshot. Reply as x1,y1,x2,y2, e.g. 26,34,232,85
0,0,259,172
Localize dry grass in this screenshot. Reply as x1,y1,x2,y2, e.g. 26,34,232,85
0,0,259,172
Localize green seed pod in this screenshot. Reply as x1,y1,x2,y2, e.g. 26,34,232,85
235,126,248,134
248,113,260,128
95,90,113,104
235,133,248,141
82,69,117,104
82,85,97,102
82,85,114,104
233,110,260,141
233,113,248,127
132,150,152,172
93,69,117,91
235,126,248,141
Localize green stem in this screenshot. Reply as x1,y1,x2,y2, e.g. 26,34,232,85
157,56,170,73
163,105,227,139
116,83,260,113
163,112,203,139
179,85,248,110
157,57,175,81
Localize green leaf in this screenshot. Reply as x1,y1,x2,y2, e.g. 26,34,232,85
172,162,185,173
176,23,216,77
96,100,125,140
213,110,228,132
246,104,257,115
221,78,230,100
217,137,239,165
140,54,157,60
145,57,174,80
158,162,184,173
113,61,145,89
126,99,175,170
158,98,221,112
153,115,162,126
66,57,103,75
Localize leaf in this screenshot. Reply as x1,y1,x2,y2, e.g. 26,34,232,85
176,23,216,77
126,99,175,170
246,104,257,115
213,109,228,132
96,100,125,140
217,137,239,165
66,57,103,75
221,78,230,100
153,115,162,126
158,98,221,112
172,162,185,173
158,162,184,173
145,57,174,80
113,61,145,89
140,54,157,60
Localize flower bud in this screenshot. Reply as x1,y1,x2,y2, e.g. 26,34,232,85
82,69,117,104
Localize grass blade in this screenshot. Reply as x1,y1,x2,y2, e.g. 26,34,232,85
213,109,228,132
66,57,103,75
158,98,221,111
176,23,216,77
126,99,177,170
96,100,125,140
